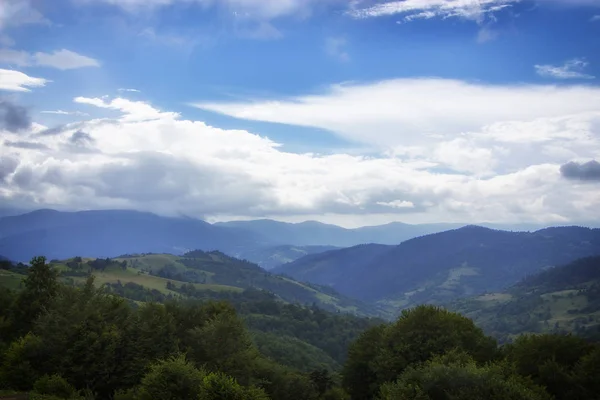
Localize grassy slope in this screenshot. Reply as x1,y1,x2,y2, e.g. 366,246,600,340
0,269,23,291
449,257,600,341
7,253,381,317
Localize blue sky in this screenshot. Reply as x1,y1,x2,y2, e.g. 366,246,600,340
1,0,600,227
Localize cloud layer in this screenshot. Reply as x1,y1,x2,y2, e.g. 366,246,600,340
0,49,100,70
2,81,600,225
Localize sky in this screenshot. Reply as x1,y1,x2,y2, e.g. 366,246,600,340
1,0,600,228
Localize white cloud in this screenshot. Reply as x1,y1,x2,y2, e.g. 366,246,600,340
325,37,350,62
74,96,179,121
118,88,141,93
349,0,518,23
376,200,415,209
535,58,595,79
0,0,46,31
433,138,497,175
41,110,90,117
0,68,48,92
0,48,100,70
2,88,600,226
33,49,100,70
194,78,600,149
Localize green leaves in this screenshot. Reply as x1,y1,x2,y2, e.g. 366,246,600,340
342,305,498,399
379,353,552,400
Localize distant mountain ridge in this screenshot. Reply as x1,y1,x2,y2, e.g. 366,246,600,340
2,209,598,270
275,225,600,311
0,209,269,262
215,219,465,247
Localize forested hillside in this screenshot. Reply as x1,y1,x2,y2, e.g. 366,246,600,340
0,254,383,372
450,256,600,342
276,226,600,310
1,259,599,400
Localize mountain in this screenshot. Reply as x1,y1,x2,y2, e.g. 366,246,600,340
215,219,584,248
0,249,384,318
232,244,339,270
215,219,464,247
450,256,600,342
0,209,268,262
275,225,600,310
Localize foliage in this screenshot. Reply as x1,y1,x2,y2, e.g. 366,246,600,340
505,334,598,400
342,305,497,399
9,256,59,338
136,355,206,400
0,333,44,391
199,372,269,400
32,375,79,399
4,255,600,400
378,352,551,400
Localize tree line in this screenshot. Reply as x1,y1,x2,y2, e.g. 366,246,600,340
1,257,599,399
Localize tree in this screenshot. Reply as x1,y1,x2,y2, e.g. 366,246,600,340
379,351,551,400
10,257,59,337
33,374,79,399
574,346,600,399
136,355,206,400
309,368,334,396
343,306,497,400
186,311,260,385
0,333,44,391
342,324,387,400
199,372,268,400
505,334,596,400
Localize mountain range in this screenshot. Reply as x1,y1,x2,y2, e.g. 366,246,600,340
2,208,586,265
274,225,600,310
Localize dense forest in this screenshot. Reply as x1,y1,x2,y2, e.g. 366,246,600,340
1,257,600,400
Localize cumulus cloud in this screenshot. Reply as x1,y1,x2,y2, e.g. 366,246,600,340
1,89,599,225
74,96,179,121
0,100,31,132
560,160,600,182
0,69,48,92
535,58,595,79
